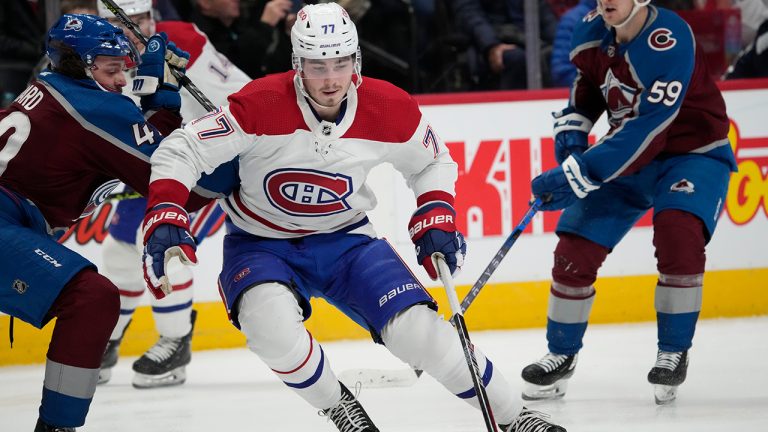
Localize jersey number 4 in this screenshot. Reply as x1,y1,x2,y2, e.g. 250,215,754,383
647,80,683,107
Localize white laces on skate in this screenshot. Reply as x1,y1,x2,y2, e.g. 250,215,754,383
506,409,556,432
654,351,683,370
320,382,372,432
534,353,571,373
144,337,182,363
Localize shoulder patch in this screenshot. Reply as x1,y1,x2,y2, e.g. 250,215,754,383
647,28,677,51
584,9,601,22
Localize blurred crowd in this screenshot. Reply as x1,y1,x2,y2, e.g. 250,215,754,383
1,0,767,107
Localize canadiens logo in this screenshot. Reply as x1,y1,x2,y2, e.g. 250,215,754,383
648,28,677,51
600,69,638,126
264,168,353,216
233,267,251,283
670,179,695,194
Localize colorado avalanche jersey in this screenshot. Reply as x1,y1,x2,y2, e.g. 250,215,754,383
0,72,230,233
131,21,252,120
150,71,458,239
569,6,737,182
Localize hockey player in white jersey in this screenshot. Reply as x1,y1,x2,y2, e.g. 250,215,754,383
96,0,248,389
140,3,567,431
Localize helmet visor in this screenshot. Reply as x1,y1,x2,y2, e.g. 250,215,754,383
116,32,142,70
299,56,356,80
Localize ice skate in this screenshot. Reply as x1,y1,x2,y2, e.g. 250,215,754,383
521,352,578,400
648,350,688,405
131,310,196,389
320,382,380,432
500,407,567,432
97,319,131,385
34,418,75,432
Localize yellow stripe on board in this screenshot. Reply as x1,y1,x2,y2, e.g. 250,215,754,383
1,268,766,366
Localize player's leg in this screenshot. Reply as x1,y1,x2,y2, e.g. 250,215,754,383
98,196,146,384
333,237,564,431
0,197,119,430
132,258,195,389
649,154,731,404
522,172,655,400
218,232,376,431
98,234,142,384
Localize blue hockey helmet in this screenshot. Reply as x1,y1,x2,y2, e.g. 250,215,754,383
46,14,141,69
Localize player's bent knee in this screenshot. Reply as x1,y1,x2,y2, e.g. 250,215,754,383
654,210,706,275
238,282,307,360
48,269,120,366
552,233,609,287
381,305,456,370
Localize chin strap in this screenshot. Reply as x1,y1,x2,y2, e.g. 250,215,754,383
599,0,651,29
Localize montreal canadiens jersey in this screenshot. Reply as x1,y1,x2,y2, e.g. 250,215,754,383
569,6,737,182
150,71,458,239
0,71,232,232
129,21,252,121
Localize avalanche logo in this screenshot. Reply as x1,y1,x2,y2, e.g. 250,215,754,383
670,178,695,194
648,28,676,51
600,69,638,127
78,179,121,220
264,168,353,217
64,17,83,31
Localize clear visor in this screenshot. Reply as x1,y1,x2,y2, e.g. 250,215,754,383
299,56,356,80
116,33,142,70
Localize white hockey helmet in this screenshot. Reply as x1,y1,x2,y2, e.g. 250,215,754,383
97,0,153,18
291,2,359,60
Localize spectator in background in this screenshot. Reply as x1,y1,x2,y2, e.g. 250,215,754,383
550,0,595,88
733,0,768,47
190,0,294,78
726,18,768,78
450,0,558,89
0,0,45,106
61,0,98,14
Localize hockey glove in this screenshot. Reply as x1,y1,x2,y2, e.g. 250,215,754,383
134,33,189,113
531,153,601,211
553,107,593,164
142,203,197,299
408,200,466,280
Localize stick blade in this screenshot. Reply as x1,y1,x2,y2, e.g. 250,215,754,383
338,368,420,389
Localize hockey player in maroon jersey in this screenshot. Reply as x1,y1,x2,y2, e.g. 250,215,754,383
0,14,230,431
139,3,567,432
523,0,737,404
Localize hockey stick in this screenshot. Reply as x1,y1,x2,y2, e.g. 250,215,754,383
437,256,498,431
339,199,542,388
98,0,217,111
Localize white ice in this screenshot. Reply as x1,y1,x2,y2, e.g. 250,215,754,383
2,317,767,431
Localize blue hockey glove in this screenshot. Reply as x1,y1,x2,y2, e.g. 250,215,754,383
531,153,601,211
553,107,593,164
408,200,466,280
142,203,197,300
133,32,189,96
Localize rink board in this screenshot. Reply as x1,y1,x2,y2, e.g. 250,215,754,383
2,267,766,366
2,80,767,366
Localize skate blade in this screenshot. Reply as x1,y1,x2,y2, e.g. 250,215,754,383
653,384,678,405
132,367,187,389
97,368,112,385
522,380,569,401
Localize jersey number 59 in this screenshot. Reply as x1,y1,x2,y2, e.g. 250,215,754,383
647,80,683,107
